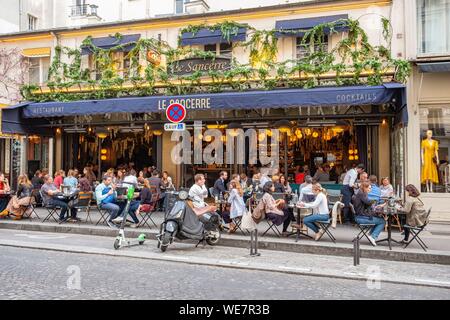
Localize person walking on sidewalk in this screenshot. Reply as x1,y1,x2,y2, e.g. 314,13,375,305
297,184,329,241
352,182,386,246
341,163,365,224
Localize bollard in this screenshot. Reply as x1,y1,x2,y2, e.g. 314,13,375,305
250,230,261,257
353,237,360,266
250,230,254,256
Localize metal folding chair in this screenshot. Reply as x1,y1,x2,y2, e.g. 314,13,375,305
314,216,336,243
262,215,282,237
138,194,159,228
327,194,343,224
73,192,93,223
231,216,249,235
349,203,376,246
95,203,110,225
40,190,61,223
403,208,431,252
21,189,40,220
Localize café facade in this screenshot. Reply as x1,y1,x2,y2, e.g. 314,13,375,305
0,0,431,218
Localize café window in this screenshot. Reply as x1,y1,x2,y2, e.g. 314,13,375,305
419,105,450,193
296,35,328,60
417,0,450,56
204,43,233,59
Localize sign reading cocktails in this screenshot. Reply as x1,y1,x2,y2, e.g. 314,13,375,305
168,57,231,76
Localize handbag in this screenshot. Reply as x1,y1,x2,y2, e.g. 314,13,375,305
241,210,257,231
251,199,266,223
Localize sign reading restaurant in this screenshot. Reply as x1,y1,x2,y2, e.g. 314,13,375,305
168,57,231,76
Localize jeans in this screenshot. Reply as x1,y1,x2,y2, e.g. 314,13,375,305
303,214,330,233
49,199,77,220
127,200,140,224
0,197,9,212
341,185,354,223
355,215,385,240
101,202,121,221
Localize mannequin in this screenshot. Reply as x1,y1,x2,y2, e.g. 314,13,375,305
421,130,439,192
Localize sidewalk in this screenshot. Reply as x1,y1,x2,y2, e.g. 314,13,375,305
1,208,450,264
0,228,449,289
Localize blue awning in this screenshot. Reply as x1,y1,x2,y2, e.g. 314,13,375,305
20,84,405,119
180,27,247,46
1,102,51,135
81,34,141,55
418,62,450,73
275,14,349,37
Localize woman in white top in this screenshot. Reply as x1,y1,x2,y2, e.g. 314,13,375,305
297,184,329,241
227,181,246,233
380,177,394,198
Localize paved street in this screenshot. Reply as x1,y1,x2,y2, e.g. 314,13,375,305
0,235,449,300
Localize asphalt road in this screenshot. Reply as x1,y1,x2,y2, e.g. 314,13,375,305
0,246,448,300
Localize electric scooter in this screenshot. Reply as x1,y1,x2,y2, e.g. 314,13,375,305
113,186,146,250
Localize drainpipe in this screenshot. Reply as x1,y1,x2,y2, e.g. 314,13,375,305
18,0,23,31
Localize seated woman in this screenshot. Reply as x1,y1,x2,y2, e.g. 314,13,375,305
397,184,428,244
380,177,394,198
352,182,386,246
226,181,246,233
0,174,34,220
261,182,295,237
279,174,292,194
297,184,329,241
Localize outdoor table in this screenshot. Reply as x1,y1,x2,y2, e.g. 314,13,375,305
287,203,313,241
376,197,405,250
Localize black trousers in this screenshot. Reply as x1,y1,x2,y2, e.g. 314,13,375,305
341,185,354,223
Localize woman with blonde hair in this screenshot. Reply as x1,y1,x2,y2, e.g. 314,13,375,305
0,174,34,220
297,184,329,240
226,180,246,233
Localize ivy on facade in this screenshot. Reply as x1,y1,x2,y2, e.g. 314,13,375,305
20,18,411,102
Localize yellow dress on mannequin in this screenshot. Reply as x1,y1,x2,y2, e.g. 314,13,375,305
421,139,439,183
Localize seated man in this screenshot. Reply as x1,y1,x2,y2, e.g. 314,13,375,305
189,173,216,216
40,175,77,223
95,175,122,228
367,175,382,204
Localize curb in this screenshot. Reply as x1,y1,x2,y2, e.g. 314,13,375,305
1,239,449,290
1,220,450,265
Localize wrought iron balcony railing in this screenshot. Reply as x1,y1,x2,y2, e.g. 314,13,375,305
70,4,98,17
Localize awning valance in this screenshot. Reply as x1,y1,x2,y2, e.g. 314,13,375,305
275,14,349,38
81,34,141,55
0,102,51,135
20,84,405,119
180,27,247,46
22,47,51,57
418,61,450,73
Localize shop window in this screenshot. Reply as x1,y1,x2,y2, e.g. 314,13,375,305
296,35,328,60
417,0,450,56
419,106,450,193
204,43,233,59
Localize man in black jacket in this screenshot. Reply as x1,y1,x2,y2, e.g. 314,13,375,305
213,171,228,197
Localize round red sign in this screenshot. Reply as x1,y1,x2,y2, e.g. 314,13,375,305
166,103,186,123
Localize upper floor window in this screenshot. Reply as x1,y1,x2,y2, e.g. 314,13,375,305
204,43,233,59
417,0,450,56
175,0,189,14
28,57,50,85
296,35,328,60
28,14,37,31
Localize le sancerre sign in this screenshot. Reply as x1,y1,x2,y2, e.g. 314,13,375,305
168,57,231,76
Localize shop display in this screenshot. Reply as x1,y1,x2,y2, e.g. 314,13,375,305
421,129,439,192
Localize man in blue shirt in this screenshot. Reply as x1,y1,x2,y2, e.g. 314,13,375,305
95,175,121,228
367,175,382,204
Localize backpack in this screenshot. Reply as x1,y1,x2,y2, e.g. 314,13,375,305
251,198,266,223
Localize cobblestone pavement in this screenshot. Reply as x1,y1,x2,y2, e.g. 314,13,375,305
0,246,449,300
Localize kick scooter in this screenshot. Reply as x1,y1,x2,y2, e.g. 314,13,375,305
113,186,146,250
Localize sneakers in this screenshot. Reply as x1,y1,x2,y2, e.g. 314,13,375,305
112,216,124,223
368,235,377,246
315,229,325,241
130,223,138,228
107,220,118,228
